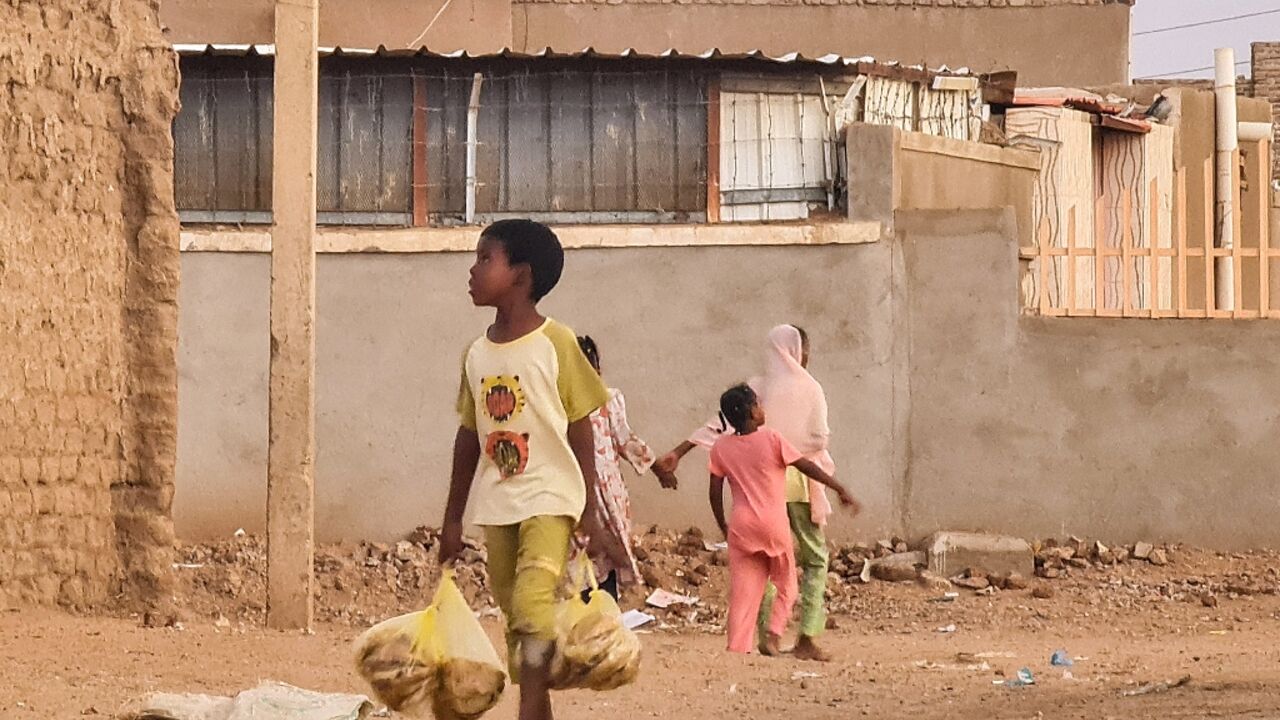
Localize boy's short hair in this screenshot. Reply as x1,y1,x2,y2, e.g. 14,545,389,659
482,219,564,301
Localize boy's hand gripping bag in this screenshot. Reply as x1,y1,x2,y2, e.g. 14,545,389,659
354,569,506,719
549,554,642,691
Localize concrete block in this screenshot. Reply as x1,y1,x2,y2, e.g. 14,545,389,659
926,531,1034,578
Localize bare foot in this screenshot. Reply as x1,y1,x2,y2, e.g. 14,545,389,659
758,633,783,656
793,635,833,662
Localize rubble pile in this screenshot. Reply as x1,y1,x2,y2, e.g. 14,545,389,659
171,527,1279,633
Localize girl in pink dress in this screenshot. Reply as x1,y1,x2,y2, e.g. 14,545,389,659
708,383,857,655
573,336,678,599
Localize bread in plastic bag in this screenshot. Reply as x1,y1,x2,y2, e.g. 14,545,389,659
354,569,506,719
548,554,641,691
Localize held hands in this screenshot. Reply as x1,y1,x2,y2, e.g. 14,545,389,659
654,467,679,490
653,452,681,475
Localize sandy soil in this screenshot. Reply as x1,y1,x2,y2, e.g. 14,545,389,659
5,538,1280,719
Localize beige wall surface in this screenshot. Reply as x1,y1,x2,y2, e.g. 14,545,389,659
161,1,1128,86
179,211,1280,550
899,210,1280,549
161,0,513,53
177,243,906,543
514,4,1130,86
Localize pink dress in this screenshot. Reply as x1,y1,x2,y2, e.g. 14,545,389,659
575,388,655,586
709,427,801,652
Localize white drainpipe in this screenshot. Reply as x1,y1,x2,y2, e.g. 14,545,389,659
1214,48,1238,311
465,72,484,225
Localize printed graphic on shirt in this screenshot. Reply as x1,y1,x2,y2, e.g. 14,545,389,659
481,375,526,424
485,430,530,479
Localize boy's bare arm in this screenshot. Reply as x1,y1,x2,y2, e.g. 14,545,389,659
439,426,480,563
790,458,860,514
708,474,728,539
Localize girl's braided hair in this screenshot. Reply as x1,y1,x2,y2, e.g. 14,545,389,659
719,383,757,434
576,335,600,372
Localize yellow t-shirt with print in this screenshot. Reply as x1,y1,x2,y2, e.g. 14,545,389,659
457,318,609,527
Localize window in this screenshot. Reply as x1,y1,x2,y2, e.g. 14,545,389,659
317,66,413,224
173,56,273,223
173,56,413,225
718,90,835,222
423,66,708,224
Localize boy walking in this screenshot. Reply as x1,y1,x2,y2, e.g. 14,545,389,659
439,219,622,720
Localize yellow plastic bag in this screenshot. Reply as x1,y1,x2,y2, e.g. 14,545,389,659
548,554,642,691
354,570,506,719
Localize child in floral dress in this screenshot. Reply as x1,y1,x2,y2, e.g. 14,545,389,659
573,335,679,599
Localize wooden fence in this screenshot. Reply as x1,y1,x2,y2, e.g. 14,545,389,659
1021,142,1279,319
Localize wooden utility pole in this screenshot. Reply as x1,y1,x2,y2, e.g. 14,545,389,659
267,0,318,631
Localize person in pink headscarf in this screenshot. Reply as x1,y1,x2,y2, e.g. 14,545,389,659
656,324,857,661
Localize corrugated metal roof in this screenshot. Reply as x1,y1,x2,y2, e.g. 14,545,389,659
171,43,977,77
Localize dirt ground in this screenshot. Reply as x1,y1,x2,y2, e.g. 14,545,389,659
5,534,1280,719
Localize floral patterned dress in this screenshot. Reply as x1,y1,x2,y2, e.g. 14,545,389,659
575,388,655,587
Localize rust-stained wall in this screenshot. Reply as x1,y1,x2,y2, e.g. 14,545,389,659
160,1,1130,87
0,1,180,607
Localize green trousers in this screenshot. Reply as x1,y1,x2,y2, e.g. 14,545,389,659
758,501,829,639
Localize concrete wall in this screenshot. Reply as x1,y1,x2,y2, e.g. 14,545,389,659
160,1,1130,87
513,3,1130,87
1,1,180,606
899,209,1280,548
160,0,513,53
179,211,1280,550
177,241,905,543
847,124,1039,245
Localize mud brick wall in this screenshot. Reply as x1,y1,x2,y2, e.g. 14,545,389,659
1251,42,1280,182
0,1,180,607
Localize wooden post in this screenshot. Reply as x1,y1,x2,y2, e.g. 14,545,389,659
1232,148,1244,317
706,75,721,223
1149,179,1160,317
412,72,429,227
1260,139,1272,317
268,0,318,631
1095,195,1107,314
1204,158,1216,314
1177,169,1189,316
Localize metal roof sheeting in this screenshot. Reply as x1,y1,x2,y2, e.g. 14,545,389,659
171,43,977,78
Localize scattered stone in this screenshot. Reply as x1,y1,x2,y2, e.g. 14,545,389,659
1201,593,1218,608
1032,586,1055,600
952,575,990,591
1133,542,1154,561
916,571,953,592
872,562,920,584
1149,549,1169,567
1004,573,1030,590
926,531,1034,578
1067,557,1091,569
1036,566,1061,580
869,551,926,583
710,549,729,567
